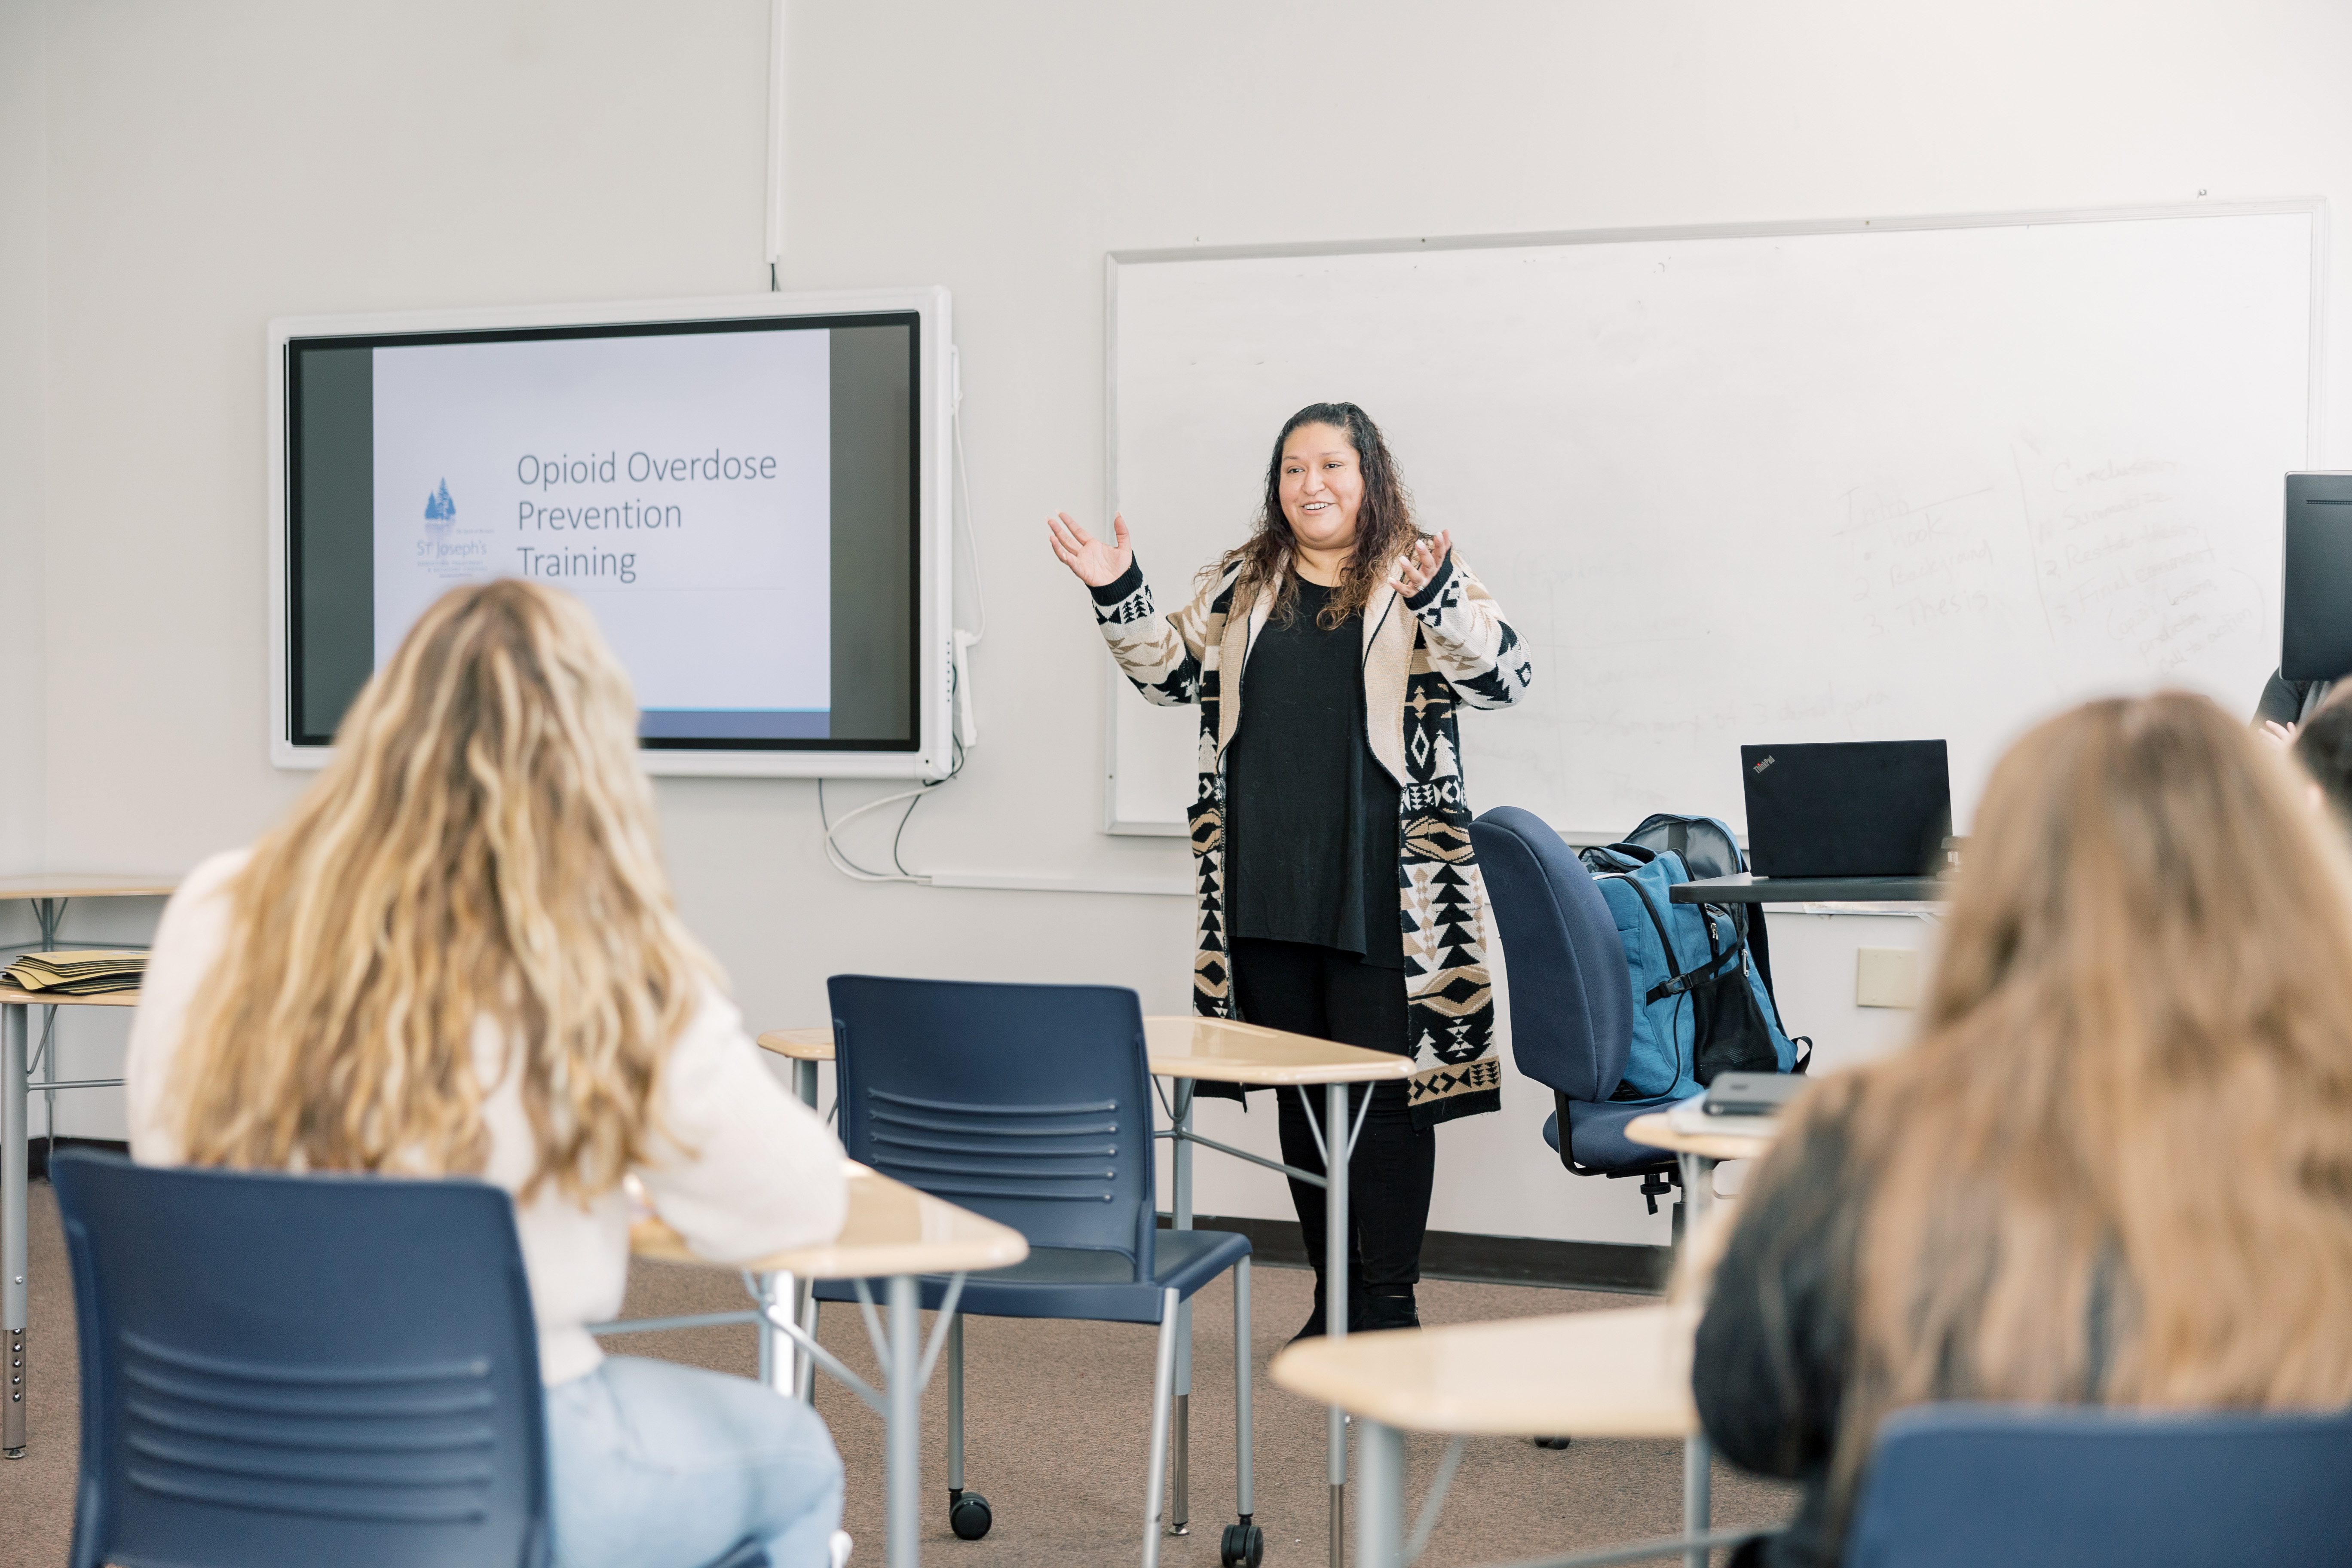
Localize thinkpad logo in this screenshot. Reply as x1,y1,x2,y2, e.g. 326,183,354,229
1752,755,1776,775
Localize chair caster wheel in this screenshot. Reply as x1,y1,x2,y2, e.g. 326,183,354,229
1533,1435,1572,1450
948,1490,992,1540
1220,1521,1265,1566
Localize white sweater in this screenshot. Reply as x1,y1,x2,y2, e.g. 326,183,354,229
126,849,848,1386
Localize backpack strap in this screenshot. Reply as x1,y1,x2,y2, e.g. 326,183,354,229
1617,868,1741,1004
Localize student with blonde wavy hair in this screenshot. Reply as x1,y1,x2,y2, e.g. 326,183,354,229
126,579,851,1568
1694,692,2352,1567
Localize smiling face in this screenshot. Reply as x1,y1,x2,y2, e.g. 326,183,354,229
1277,423,1364,555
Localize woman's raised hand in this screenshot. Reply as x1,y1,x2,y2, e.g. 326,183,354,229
1389,529,1454,599
1046,511,1136,589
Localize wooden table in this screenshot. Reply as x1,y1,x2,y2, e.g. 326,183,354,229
1271,1307,1765,1568
757,1013,1417,1568
611,1162,1028,1568
3,984,144,1458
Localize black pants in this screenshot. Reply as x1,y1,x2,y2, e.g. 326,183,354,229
1232,937,1435,1293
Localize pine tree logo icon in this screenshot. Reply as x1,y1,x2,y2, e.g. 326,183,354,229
423,479,456,532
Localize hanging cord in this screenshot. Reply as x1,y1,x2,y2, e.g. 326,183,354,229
816,666,969,883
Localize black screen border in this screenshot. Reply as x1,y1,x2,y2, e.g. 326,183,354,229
283,311,924,753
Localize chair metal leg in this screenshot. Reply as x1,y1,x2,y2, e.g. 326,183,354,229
1170,1076,1195,1535
947,1313,965,1492
797,1292,820,1404
1142,1286,1182,1568
1234,1257,1253,1522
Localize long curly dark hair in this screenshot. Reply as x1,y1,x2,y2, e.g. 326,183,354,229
1218,402,1418,630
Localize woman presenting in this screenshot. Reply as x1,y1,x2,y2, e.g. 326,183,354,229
1048,401,1534,1335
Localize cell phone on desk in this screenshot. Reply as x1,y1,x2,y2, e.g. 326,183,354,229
1703,1073,1804,1120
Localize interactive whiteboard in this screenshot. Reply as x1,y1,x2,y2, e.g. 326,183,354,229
1105,205,2322,837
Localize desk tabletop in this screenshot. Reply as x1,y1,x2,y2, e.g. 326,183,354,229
0,984,138,1008
629,1162,1029,1280
1624,1112,1774,1163
1270,1305,1698,1439
757,1027,833,1060
1143,1014,1416,1085
1671,872,1945,906
0,874,178,901
755,1015,1416,1087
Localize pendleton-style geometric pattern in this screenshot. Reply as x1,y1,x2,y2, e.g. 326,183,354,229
1092,546,1535,1130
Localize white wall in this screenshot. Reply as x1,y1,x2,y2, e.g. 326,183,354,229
9,0,2347,1239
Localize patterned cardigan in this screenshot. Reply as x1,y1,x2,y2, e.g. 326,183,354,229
1090,546,1535,1128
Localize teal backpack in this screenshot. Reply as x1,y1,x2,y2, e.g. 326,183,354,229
1577,828,1805,1102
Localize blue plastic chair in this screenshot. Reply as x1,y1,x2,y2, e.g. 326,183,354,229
49,1150,768,1568
1847,1402,2352,1567
814,975,1260,1568
1468,807,1685,1225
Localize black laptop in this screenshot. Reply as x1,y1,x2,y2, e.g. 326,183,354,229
1740,740,1952,879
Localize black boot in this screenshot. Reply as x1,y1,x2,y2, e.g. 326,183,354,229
1288,1275,1371,1345
1361,1285,1420,1332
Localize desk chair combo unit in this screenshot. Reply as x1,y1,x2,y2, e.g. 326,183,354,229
46,1152,776,1568
820,975,1265,1568
761,1006,1415,1568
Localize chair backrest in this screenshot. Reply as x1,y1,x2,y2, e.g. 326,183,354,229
1467,806,1633,1102
828,974,1156,1273
1847,1402,2352,1568
50,1150,548,1568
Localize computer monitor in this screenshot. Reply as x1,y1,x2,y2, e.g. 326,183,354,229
2282,472,2352,685
268,287,956,780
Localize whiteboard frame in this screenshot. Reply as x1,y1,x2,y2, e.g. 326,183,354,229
1100,199,2329,834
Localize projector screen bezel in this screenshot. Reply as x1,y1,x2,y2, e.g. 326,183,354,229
266,286,956,780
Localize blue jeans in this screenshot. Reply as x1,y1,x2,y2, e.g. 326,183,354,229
546,1356,845,1568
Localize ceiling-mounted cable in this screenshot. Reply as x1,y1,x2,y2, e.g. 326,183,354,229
764,0,787,290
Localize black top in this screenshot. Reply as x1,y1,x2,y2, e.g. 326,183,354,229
1695,1105,2121,1568
2256,667,2320,728
1225,579,1404,968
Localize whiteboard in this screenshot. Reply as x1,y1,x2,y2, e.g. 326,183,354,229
1104,205,2323,839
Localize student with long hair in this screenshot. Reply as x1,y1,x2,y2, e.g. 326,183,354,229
1694,692,2352,1567
126,580,850,1568
1047,402,1534,1335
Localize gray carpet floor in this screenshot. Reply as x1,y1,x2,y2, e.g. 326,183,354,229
0,1182,1796,1567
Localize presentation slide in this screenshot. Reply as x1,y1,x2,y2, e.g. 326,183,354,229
370,330,833,736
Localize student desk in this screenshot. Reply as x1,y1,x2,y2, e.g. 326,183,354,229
757,1013,1415,1568
1271,1306,1766,1568
3,980,147,1458
623,1162,1028,1568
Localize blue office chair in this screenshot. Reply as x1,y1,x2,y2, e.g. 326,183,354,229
1469,806,1687,1230
1847,1402,2352,1568
49,1150,769,1568
815,975,1260,1568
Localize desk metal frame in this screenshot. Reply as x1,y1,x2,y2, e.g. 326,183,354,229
594,1229,977,1568
5,889,167,1458
776,1039,1388,1568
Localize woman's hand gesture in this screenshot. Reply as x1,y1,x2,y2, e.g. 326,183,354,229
1390,529,1453,599
1046,512,1135,589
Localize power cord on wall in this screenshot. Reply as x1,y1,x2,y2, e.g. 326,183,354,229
816,395,985,884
